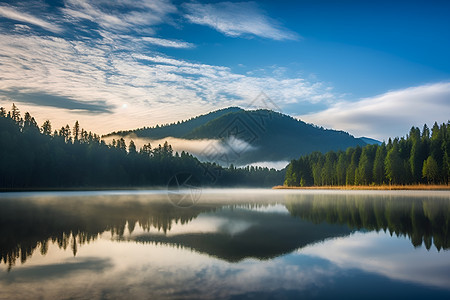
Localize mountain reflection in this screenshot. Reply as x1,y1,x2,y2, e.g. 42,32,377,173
130,206,351,262
0,191,449,269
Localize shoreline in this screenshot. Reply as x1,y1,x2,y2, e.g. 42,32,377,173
273,185,450,191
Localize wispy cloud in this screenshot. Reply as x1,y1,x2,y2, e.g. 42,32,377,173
62,0,177,30
300,82,450,140
0,5,62,33
142,37,194,48
0,0,329,135
0,90,113,114
183,1,299,41
0,26,329,133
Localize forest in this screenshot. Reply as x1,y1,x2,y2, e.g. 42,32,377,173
0,104,283,189
284,122,450,186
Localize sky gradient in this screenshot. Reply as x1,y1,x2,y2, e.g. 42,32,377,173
0,0,449,140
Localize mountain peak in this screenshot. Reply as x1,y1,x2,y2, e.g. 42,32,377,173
106,107,367,165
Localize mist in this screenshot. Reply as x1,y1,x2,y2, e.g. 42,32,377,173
103,134,258,165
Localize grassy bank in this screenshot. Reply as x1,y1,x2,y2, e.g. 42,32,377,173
273,184,450,190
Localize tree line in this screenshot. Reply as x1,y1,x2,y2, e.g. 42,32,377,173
0,104,284,189
285,122,450,186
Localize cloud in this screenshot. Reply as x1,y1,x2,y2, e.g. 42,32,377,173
141,36,194,48
0,5,62,33
0,90,113,114
183,1,299,41
0,26,330,133
300,82,450,141
0,257,112,283
246,161,289,170
0,1,330,134
301,231,450,290
62,0,177,30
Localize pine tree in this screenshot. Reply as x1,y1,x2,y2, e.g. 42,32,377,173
128,140,137,154
284,162,298,186
373,144,386,184
41,120,52,135
11,103,20,123
422,156,439,184
117,138,127,151
73,121,80,142
409,127,423,183
430,122,445,183
346,146,361,185
140,143,152,156
356,146,374,185
23,112,38,132
385,142,403,184
336,151,348,185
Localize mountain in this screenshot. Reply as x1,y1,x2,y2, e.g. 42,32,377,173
106,108,368,166
106,107,243,139
359,136,382,145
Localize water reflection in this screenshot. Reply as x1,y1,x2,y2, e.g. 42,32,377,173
0,194,216,269
285,192,450,251
0,191,449,270
130,207,351,262
0,190,450,299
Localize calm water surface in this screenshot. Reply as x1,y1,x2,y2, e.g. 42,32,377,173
1,189,450,299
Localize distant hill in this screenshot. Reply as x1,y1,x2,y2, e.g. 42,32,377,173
359,137,382,145
106,108,368,165
106,107,243,139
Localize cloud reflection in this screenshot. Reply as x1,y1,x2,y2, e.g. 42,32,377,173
300,231,450,289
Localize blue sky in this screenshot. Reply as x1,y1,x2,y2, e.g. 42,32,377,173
0,0,449,140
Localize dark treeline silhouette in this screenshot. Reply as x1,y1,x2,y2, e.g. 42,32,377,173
0,104,284,189
285,122,450,186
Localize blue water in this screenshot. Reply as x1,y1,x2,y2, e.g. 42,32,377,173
0,189,449,299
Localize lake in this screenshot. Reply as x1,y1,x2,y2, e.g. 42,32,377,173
1,189,450,299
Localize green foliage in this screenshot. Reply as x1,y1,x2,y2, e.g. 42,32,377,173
422,156,439,183
285,121,450,186
372,143,386,184
284,162,298,186
335,151,348,185
385,142,403,184
0,105,284,189
356,145,376,185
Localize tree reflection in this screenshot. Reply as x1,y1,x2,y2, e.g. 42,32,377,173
0,195,215,270
0,192,449,270
285,193,450,251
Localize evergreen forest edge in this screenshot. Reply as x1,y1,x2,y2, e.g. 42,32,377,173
1,104,449,190
0,104,283,189
284,122,450,187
